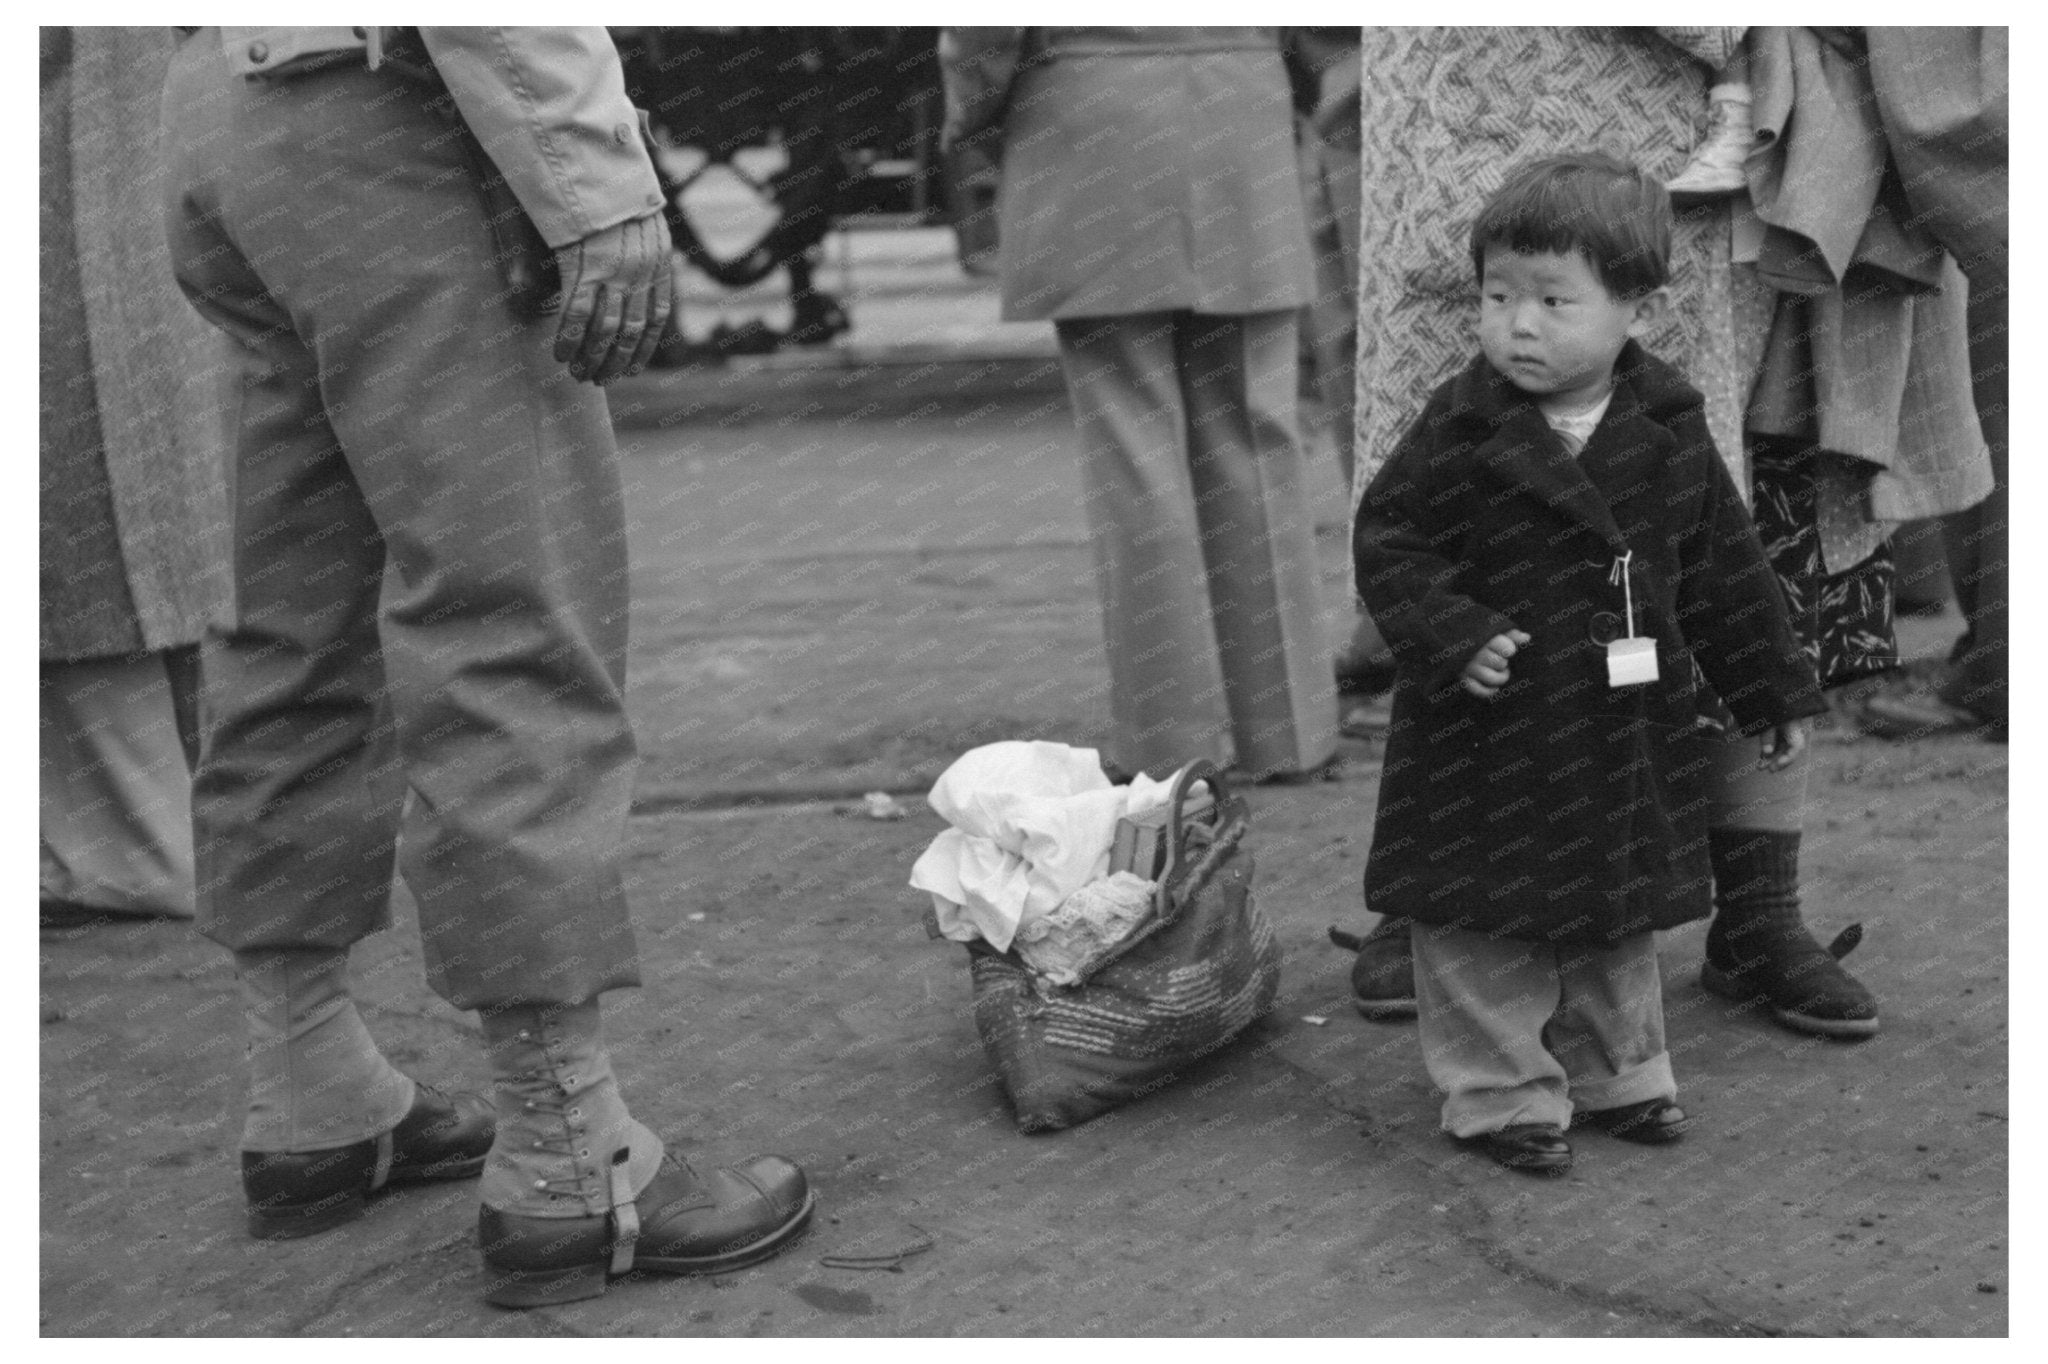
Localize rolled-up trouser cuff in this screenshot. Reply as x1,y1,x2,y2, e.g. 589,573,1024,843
1568,1049,1678,1115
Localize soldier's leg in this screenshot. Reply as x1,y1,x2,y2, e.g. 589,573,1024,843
177,51,642,1012
162,39,442,1233
168,40,808,1283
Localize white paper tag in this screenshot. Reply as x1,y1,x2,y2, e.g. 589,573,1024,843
1607,636,1659,688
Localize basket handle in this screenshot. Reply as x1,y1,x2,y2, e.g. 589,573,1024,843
1157,760,1227,891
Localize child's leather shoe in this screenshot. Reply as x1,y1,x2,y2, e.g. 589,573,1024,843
1573,1098,1689,1145
1453,1123,1572,1175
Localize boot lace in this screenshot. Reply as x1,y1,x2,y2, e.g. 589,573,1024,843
508,1030,602,1201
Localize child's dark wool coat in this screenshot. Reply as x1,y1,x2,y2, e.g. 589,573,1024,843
1355,341,1826,946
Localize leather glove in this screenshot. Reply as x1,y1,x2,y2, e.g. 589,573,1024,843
552,210,675,385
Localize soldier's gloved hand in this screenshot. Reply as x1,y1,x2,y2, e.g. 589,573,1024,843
552,210,674,385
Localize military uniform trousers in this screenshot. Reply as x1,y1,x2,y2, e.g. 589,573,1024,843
162,36,642,1009
1054,310,1337,779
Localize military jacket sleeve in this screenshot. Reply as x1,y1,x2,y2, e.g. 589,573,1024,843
419,27,665,248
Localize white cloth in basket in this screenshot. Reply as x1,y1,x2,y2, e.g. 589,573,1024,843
909,741,1180,952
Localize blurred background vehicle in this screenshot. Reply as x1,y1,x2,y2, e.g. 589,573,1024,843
614,26,998,361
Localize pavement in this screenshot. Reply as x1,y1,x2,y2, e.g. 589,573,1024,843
39,227,2009,1337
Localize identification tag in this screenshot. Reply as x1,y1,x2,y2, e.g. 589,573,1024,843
1604,549,1657,687
1607,636,1659,688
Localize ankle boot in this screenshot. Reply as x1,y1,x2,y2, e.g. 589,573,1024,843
476,1001,814,1308
236,948,493,1238
1665,83,1755,201
1333,916,1416,1020
1701,828,1880,1039
477,1000,662,1219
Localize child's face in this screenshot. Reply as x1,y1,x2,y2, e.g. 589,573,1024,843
1476,246,1663,413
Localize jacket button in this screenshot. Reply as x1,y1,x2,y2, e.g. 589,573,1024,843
615,121,634,146
247,41,269,64
646,192,664,208
352,26,367,39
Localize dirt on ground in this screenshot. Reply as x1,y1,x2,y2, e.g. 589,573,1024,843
39,387,2008,1337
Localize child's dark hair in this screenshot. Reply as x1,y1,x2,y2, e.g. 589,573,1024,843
1469,152,1673,300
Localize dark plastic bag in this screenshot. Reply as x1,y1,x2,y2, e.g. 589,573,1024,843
965,761,1281,1132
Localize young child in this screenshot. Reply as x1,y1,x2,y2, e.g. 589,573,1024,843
1353,153,1824,1175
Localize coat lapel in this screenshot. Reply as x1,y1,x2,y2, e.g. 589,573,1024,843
1579,342,1712,544
1576,404,1674,540
1451,360,1630,554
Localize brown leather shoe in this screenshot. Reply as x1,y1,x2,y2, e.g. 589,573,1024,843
242,1080,495,1239
479,1148,814,1308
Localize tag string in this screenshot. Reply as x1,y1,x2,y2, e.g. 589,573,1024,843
1609,551,1636,639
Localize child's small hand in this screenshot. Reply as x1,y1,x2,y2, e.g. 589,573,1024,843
1759,719,1807,771
1461,629,1531,698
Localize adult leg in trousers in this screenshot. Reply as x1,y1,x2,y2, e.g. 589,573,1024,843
1939,266,2008,732
1301,68,1395,706
1700,733,1878,1038
165,244,461,1219
165,42,809,1287
1859,265,2006,741
1056,313,1237,776
165,52,526,1231
165,41,644,1029
1175,310,1337,779
39,648,203,922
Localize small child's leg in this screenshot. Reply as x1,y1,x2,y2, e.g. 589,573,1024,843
1665,43,1755,201
1720,42,1750,87
1411,923,1571,1136
1546,934,1684,1140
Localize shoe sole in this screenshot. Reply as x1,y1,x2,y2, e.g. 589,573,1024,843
1855,699,1986,742
483,1188,818,1309
1700,964,1881,1040
1768,1009,1881,1040
248,1190,368,1240
1584,1126,1686,1145
246,1152,488,1240
1667,183,1745,206
1573,1113,1690,1145
1856,718,1967,742
386,1152,489,1186
1452,1138,1572,1176
1352,995,1418,1021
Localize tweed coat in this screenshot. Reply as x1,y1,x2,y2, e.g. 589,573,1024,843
40,26,232,661
939,26,1313,322
1864,27,2007,278
1354,344,1825,945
